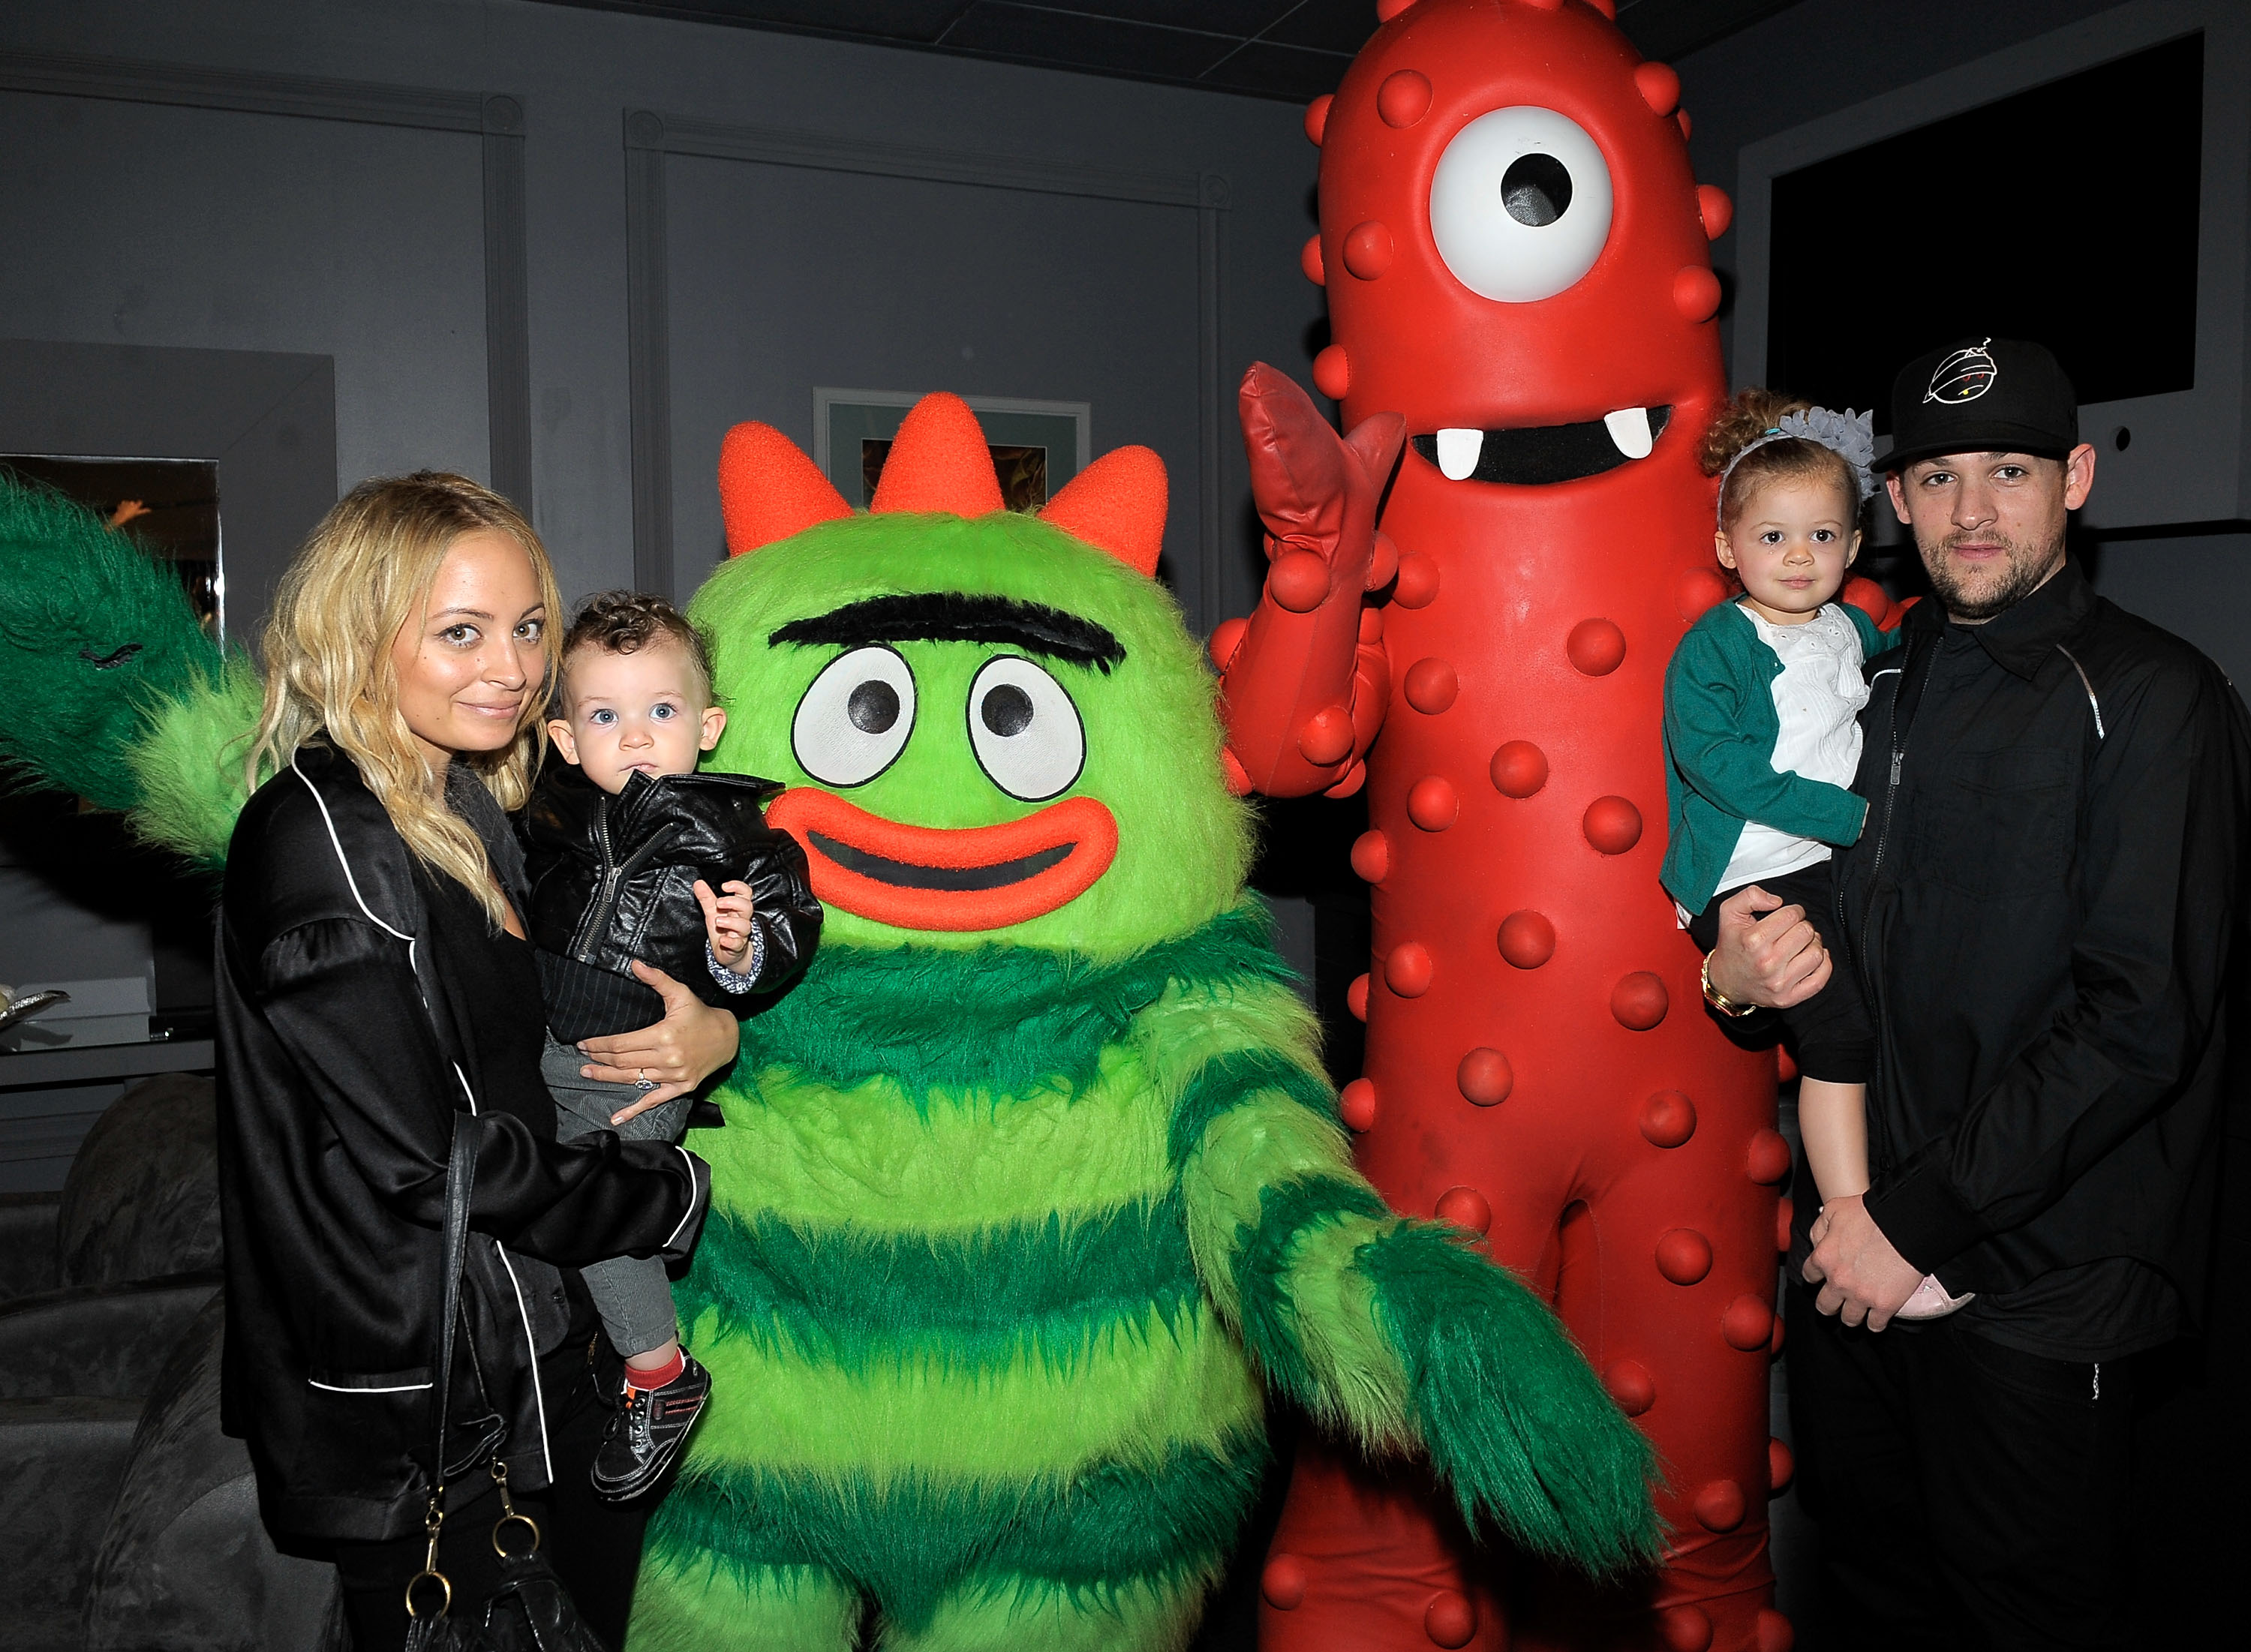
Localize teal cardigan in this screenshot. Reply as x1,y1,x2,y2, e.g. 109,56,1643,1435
1660,599,1901,913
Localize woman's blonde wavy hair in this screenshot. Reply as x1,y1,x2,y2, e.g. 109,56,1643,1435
246,472,561,927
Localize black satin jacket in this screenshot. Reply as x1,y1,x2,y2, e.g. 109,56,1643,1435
215,743,711,1541
520,761,821,1041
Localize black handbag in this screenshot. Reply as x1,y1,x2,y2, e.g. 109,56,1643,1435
404,1116,612,1652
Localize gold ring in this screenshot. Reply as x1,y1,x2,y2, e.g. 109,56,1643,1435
405,1569,452,1618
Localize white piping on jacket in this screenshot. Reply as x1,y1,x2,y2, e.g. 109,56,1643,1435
308,1378,434,1394
2054,645,2107,740
294,754,551,1480
661,1145,703,1253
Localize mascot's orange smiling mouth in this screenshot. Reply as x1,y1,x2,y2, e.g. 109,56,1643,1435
766,788,1119,932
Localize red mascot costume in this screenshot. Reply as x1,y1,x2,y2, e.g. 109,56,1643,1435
1216,2,1796,1648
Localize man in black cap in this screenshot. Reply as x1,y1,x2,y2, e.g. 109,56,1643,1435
1703,337,2250,1647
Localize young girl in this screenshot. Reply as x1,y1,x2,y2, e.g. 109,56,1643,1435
1661,389,1966,1321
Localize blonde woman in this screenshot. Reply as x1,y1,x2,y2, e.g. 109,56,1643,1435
216,473,726,1649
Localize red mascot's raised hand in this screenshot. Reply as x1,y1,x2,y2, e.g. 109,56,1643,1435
1215,365,1402,799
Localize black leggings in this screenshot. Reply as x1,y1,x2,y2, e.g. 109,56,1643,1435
333,1369,651,1651
1688,861,1874,1083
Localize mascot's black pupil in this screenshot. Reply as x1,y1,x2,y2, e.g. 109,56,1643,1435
1501,153,1572,227
848,680,900,734
981,684,1035,738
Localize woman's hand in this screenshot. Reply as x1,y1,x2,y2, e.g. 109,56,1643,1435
577,960,739,1125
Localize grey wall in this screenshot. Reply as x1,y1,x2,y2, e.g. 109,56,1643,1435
1681,0,2251,692
0,0,1326,634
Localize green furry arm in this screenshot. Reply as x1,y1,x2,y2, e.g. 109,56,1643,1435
0,475,263,863
124,657,266,868
1150,981,1660,1577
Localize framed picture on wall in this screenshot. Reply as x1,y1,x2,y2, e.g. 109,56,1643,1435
813,389,1092,513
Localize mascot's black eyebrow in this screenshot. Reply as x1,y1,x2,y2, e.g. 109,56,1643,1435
770,593,1127,673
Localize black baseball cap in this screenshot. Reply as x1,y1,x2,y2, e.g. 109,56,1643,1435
1879,336,2079,471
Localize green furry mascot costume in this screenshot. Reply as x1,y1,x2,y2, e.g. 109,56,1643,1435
0,401,1656,1649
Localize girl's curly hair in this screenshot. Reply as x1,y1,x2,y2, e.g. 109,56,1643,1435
1700,388,1865,531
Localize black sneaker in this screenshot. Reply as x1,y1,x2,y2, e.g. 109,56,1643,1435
591,1353,710,1502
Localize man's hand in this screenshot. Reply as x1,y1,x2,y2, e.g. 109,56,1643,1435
1706,884,1832,1009
695,877,756,971
578,960,741,1125
1802,1195,1925,1330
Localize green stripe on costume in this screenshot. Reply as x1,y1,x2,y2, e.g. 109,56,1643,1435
735,903,1291,1102
645,1431,1269,1633
1165,1048,1334,1170
674,1194,1202,1374
690,1044,1171,1235
683,1296,1263,1482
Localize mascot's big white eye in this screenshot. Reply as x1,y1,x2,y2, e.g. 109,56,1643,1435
792,645,916,787
1428,106,1614,303
967,656,1084,802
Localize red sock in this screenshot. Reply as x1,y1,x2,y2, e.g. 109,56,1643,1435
623,1347,684,1394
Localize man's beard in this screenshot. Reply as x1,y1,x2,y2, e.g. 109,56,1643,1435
1921,527,2065,622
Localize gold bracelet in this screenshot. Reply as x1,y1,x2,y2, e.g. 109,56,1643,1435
1701,954,1759,1018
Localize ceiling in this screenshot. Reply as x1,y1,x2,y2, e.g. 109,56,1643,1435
532,0,1805,103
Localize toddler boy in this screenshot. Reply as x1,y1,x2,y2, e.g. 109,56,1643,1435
522,589,820,1500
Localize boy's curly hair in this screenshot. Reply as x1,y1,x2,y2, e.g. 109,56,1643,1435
559,589,716,708
1700,387,1865,532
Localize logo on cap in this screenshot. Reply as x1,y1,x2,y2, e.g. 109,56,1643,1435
1925,338,1997,405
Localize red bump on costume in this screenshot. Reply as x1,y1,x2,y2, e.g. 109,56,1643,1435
1456,1047,1513,1106
1843,574,1892,627
1612,971,1669,1029
1303,95,1332,147
1325,759,1369,798
1375,0,1419,19
1676,565,1731,621
1392,551,1440,608
1567,618,1627,675
1262,1553,1309,1610
1777,1046,1799,1084
1655,1228,1714,1285
717,420,852,556
1583,795,1643,854
1489,740,1549,797
1301,233,1326,286
1270,551,1333,612
1660,1605,1715,1652
1633,62,1681,116
1219,746,1252,797
1776,1196,1795,1252
1747,1128,1792,1184
1677,107,1694,139
1299,705,1357,765
1697,183,1734,241
1673,266,1724,323
1343,221,1396,280
1378,69,1432,128
1693,1479,1747,1533
1403,657,1459,713
1351,828,1392,885
1423,1590,1477,1648
1313,344,1351,400
1386,943,1434,996
1407,776,1459,831
1498,911,1556,969
1360,605,1387,641
1768,1437,1795,1494
1435,1185,1492,1235
870,394,1003,517
1722,1294,1774,1351
1769,1314,1787,1356
1757,1608,1797,1652
1603,1358,1656,1416
1347,973,1370,1022
1340,1079,1379,1133
1639,1089,1697,1148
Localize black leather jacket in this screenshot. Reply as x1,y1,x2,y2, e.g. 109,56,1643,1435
215,743,711,1541
520,761,821,1041
1837,563,2251,1329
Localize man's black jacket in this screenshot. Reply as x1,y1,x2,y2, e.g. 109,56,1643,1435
1837,561,2251,1327
521,761,821,1042
215,743,711,1540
